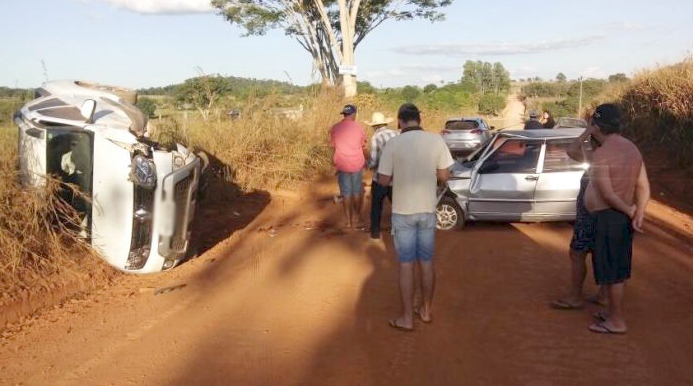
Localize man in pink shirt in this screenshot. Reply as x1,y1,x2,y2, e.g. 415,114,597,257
330,104,367,229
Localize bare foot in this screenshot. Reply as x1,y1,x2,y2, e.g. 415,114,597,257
388,317,413,331
415,308,432,323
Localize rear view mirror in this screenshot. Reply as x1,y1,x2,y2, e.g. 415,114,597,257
81,99,96,123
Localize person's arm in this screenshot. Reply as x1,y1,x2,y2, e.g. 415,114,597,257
632,162,650,232
368,134,378,169
592,151,636,217
378,174,392,186
566,126,595,162
436,168,450,184
436,139,454,184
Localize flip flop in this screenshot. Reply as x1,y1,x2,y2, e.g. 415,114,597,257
588,322,626,335
549,299,584,310
593,310,609,322
388,318,414,332
414,308,432,323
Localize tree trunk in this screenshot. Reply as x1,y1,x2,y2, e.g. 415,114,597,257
338,0,358,97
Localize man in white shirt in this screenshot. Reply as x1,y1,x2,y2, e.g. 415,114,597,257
377,103,454,331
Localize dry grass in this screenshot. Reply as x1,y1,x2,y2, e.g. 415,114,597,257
0,127,118,312
148,89,458,192
590,58,693,171
620,60,693,151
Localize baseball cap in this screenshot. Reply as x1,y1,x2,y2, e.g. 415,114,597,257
529,109,538,118
340,104,357,115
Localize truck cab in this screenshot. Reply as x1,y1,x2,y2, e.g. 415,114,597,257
15,80,201,273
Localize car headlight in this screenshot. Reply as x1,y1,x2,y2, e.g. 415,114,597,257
131,154,157,189
172,153,185,171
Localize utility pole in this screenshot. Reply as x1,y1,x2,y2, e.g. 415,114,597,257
578,77,583,116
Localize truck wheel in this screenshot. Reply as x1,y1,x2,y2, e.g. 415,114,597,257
436,196,465,230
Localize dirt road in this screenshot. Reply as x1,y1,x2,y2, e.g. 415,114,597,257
501,88,527,130
1,177,693,386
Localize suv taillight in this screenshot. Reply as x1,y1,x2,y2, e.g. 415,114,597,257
441,130,451,135
470,129,482,135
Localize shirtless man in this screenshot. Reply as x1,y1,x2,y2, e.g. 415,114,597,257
583,103,650,335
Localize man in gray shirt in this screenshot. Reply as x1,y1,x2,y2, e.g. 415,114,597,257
377,103,454,331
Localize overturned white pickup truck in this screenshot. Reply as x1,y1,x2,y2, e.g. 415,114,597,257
15,80,202,273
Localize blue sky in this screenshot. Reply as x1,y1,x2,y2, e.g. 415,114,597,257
1,0,692,89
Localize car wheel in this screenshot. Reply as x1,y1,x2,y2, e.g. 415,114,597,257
436,197,465,230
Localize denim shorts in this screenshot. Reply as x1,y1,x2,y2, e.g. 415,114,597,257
391,213,436,263
337,170,363,196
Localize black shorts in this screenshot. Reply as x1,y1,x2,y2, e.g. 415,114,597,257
591,209,634,285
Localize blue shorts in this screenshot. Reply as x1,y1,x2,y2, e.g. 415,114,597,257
391,213,436,263
337,170,363,196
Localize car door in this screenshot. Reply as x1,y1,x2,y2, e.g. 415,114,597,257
468,138,542,221
533,138,587,220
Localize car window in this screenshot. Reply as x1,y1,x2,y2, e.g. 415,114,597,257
555,118,588,128
445,120,479,131
481,139,541,174
543,139,586,172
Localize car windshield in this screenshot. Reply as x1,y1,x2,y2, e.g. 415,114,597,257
445,120,479,131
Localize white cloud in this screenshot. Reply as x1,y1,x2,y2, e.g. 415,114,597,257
602,22,644,31
364,63,461,87
85,0,214,14
509,66,538,80
580,66,607,79
394,36,604,57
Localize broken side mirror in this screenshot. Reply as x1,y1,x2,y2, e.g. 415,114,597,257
81,99,96,123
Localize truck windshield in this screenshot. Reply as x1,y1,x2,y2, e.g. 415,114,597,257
47,131,93,226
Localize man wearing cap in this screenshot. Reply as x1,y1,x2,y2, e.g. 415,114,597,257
524,109,544,130
377,103,454,331
584,103,650,335
366,111,398,240
330,104,367,229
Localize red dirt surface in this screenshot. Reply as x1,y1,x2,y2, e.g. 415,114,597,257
1,173,693,386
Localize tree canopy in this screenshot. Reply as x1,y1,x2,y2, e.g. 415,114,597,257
461,60,510,95
211,0,454,96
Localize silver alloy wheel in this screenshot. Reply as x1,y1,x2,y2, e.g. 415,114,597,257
436,201,459,230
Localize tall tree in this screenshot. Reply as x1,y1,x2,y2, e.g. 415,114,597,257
211,0,454,97
461,60,509,95
174,73,233,121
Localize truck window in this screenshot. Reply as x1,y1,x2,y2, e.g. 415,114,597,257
47,132,93,223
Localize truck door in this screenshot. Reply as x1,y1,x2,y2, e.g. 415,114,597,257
16,119,47,187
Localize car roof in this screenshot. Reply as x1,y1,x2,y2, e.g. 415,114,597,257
446,117,484,122
498,128,584,139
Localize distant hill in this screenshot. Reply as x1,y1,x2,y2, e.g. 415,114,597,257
137,76,306,98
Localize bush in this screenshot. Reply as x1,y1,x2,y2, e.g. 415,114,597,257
478,94,506,115
614,59,693,169
135,96,157,118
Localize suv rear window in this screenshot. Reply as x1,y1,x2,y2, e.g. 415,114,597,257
445,120,479,131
